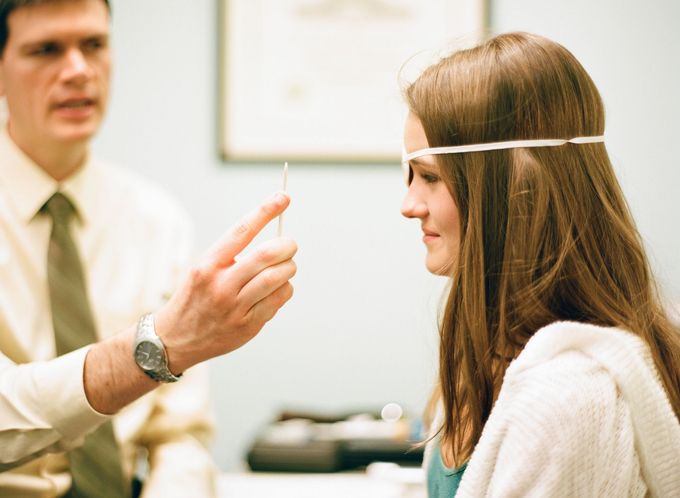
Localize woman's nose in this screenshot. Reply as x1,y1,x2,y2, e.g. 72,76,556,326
401,187,428,219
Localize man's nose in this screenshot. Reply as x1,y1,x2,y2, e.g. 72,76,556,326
61,48,92,84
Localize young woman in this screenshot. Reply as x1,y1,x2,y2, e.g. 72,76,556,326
400,32,680,497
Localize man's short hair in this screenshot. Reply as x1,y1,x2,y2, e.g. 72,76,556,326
0,0,111,56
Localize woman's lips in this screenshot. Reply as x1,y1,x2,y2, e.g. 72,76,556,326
422,229,440,243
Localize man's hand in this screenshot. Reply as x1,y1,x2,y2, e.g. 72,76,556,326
155,191,297,374
84,192,296,414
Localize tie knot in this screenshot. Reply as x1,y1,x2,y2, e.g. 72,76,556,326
43,192,75,224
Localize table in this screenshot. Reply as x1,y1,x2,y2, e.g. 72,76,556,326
218,463,426,498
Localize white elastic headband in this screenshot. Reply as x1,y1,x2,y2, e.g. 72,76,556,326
403,135,604,162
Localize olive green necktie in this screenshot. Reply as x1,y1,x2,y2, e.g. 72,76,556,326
44,192,129,498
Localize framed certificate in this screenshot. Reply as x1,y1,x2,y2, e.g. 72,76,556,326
219,0,487,162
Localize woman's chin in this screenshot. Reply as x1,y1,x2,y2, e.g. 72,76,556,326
425,257,452,276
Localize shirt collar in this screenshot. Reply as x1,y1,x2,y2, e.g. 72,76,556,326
0,124,96,225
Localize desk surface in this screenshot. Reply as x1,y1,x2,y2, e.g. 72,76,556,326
219,465,426,498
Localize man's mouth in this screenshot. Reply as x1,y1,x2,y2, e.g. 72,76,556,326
57,98,95,109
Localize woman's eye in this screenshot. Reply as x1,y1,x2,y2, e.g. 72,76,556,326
421,173,440,184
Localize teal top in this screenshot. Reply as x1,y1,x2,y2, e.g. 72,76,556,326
427,442,467,498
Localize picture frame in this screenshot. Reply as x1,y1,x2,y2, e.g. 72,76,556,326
219,0,487,163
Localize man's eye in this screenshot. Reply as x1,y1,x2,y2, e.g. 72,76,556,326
32,43,60,56
83,37,107,52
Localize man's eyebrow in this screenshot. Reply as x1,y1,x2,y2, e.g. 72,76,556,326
17,39,57,52
83,32,110,40
19,31,109,47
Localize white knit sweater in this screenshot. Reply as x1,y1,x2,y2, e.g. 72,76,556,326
424,321,680,497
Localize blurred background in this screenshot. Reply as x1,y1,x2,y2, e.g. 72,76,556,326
89,0,680,471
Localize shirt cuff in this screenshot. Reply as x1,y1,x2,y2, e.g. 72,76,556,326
32,346,110,441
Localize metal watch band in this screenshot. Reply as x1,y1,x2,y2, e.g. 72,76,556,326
145,367,181,383
135,313,182,383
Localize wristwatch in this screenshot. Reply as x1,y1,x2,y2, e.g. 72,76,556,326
133,313,182,383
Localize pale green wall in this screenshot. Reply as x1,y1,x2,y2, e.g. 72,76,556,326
93,0,679,470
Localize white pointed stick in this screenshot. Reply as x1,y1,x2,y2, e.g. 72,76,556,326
277,161,288,237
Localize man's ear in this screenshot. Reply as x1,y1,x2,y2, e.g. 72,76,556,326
0,63,5,97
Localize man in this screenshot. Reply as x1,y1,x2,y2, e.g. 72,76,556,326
0,0,297,496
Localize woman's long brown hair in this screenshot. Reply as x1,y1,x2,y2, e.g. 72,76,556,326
406,32,680,466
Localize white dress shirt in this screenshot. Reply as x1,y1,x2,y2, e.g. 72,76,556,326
0,125,217,497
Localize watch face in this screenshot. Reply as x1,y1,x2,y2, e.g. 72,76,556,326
134,341,164,370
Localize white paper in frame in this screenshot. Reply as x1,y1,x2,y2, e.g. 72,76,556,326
219,0,487,163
